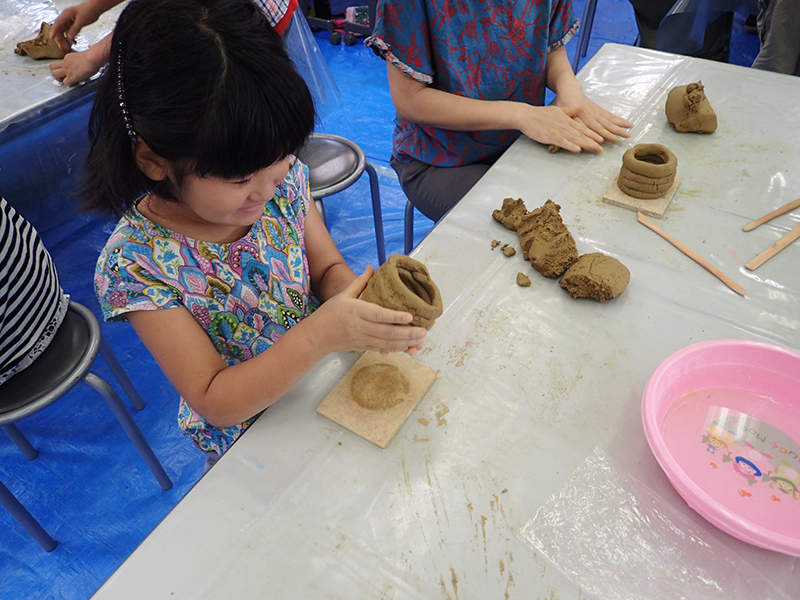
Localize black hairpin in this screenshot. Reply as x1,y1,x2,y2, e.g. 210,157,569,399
117,48,138,144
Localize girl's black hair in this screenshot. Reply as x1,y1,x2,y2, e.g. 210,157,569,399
81,0,316,214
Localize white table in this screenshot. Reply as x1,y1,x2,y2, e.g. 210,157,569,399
92,44,800,599
0,0,124,137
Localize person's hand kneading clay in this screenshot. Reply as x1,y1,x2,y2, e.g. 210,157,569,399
86,0,427,466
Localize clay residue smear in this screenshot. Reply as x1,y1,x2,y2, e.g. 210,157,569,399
349,363,409,410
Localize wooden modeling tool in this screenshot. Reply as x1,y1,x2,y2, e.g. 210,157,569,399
745,222,800,271
637,212,746,296
603,176,681,219
317,351,438,448
742,198,800,231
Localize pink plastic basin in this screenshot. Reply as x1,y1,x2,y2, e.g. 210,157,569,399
642,339,800,557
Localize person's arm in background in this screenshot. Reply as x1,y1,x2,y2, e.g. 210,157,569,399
546,46,634,146
50,0,123,49
50,31,111,85
48,0,123,85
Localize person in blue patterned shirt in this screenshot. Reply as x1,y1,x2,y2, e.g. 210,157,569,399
85,0,427,461
366,0,634,222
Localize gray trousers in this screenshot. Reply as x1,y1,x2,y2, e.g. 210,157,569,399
390,155,495,222
752,0,800,75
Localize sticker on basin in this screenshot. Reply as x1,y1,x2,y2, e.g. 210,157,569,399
661,390,800,543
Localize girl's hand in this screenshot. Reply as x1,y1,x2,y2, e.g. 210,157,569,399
313,267,428,356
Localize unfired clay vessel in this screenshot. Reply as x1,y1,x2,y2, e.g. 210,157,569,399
665,81,717,133
617,143,677,200
361,254,443,329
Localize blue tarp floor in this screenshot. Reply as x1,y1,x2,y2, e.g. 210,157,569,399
0,4,760,599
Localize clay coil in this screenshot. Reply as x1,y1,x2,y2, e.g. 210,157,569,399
618,166,675,187
621,144,677,179
360,254,443,329
617,182,674,199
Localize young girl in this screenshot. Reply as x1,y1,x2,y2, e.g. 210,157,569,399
86,0,427,461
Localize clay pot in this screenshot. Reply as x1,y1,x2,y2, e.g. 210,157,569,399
360,254,443,329
618,143,677,199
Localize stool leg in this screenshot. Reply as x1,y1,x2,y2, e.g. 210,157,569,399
0,479,56,551
404,201,415,255
572,0,598,72
1,424,38,460
83,372,173,490
580,0,598,58
364,162,386,265
99,338,145,411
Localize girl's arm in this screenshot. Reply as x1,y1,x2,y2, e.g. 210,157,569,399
386,60,601,153
126,201,427,428
545,46,633,145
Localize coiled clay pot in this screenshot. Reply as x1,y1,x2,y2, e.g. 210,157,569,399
617,143,677,199
360,254,443,329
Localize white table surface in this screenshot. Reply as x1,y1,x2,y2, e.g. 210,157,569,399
0,0,124,135
91,44,800,599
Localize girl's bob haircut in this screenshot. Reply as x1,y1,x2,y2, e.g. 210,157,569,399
82,0,316,214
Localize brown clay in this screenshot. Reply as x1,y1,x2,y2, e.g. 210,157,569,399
516,200,579,278
560,252,630,302
618,144,677,199
360,254,443,329
492,197,529,231
665,81,717,133
516,272,532,287
15,23,69,60
349,363,410,410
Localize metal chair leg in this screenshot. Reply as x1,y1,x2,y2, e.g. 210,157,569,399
1,423,38,460
98,338,145,411
0,479,56,551
83,372,172,490
572,0,599,73
404,201,415,255
364,162,386,265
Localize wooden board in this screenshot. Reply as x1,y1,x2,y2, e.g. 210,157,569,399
317,351,438,448
602,175,681,219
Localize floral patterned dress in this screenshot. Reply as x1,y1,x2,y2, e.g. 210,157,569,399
366,0,578,167
95,160,318,454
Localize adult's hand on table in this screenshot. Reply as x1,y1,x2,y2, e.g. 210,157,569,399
518,104,606,154
554,92,634,145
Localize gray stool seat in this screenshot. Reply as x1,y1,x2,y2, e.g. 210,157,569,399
0,301,172,551
298,133,386,264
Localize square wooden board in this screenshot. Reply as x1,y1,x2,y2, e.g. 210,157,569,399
602,175,681,219
317,351,438,448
